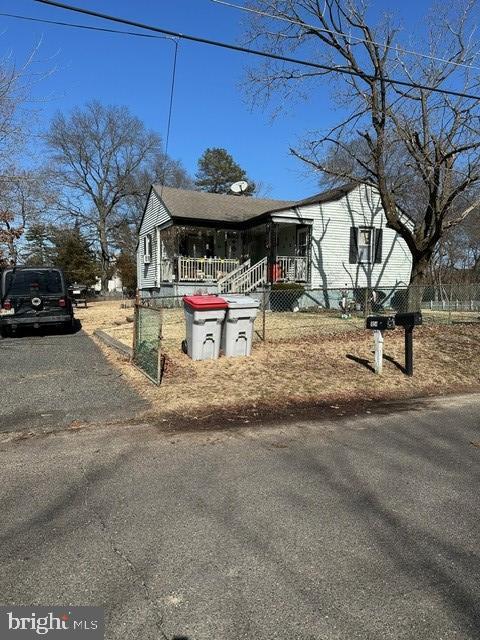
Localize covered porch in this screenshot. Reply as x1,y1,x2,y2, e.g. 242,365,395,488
251,220,311,285
158,225,243,283
157,220,311,289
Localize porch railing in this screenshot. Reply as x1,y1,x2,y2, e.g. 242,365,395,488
218,259,251,293
177,257,240,282
225,256,268,294
276,256,308,283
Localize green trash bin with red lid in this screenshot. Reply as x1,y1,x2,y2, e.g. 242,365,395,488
183,295,228,360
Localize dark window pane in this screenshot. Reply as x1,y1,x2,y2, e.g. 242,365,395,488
5,270,63,295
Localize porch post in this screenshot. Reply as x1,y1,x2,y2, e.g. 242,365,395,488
156,227,161,286
266,221,277,284
173,227,181,282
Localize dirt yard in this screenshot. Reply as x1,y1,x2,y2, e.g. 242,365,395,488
76,301,480,426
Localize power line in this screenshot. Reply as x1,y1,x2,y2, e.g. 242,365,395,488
212,0,480,73
160,39,179,198
0,11,177,42
0,11,181,185
30,0,480,101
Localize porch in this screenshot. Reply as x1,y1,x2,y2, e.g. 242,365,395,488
162,255,308,283
157,222,311,292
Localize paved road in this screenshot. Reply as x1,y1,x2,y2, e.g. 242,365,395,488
1,394,479,639
0,328,147,432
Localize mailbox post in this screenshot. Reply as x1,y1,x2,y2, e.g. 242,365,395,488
394,312,423,376
366,315,396,374
373,330,384,374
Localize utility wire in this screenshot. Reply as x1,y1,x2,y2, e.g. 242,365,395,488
212,0,480,73
0,11,178,42
160,39,179,198
30,0,480,101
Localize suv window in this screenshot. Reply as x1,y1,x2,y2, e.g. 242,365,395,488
4,270,63,296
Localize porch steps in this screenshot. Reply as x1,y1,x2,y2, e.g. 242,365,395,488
217,259,251,292
218,257,268,294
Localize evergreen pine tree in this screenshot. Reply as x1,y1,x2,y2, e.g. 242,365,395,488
195,148,256,195
52,227,98,285
24,223,53,266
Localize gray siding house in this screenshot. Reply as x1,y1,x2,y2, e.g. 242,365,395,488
137,183,412,299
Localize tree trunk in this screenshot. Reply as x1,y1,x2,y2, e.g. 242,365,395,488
100,254,110,292
407,255,431,311
99,215,110,292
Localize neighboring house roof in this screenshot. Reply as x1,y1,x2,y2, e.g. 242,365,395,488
152,185,295,224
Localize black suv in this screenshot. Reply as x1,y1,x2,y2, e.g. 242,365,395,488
0,267,75,335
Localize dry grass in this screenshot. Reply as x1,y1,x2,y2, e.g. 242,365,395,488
76,300,134,345
76,300,480,420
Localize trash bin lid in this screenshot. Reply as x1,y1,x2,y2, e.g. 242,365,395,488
223,295,260,309
183,295,228,310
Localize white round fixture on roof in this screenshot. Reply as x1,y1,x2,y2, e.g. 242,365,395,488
230,180,249,194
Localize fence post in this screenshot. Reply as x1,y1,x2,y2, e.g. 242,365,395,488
133,303,139,356
364,287,369,319
157,306,163,385
448,284,452,325
262,288,267,341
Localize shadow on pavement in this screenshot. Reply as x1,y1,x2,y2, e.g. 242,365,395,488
1,318,82,339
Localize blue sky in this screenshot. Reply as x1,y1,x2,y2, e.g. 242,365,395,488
0,0,472,199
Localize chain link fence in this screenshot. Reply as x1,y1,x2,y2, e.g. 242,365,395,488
135,283,480,355
133,303,163,384
253,283,480,341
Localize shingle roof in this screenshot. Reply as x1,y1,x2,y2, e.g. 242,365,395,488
151,182,360,225
152,185,295,223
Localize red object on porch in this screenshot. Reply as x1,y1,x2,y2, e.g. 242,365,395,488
269,262,282,283
183,295,228,311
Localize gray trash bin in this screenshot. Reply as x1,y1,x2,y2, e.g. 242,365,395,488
221,295,260,357
183,295,228,361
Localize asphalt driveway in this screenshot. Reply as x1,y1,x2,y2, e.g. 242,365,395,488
1,394,479,639
0,327,147,432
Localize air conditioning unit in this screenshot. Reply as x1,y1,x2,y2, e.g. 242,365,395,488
143,254,151,264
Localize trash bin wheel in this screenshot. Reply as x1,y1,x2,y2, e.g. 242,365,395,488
181,339,188,354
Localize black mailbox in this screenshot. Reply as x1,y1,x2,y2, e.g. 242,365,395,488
366,315,396,331
395,312,423,328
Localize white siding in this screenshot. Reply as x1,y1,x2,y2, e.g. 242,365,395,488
295,185,412,289
137,184,412,292
137,189,171,290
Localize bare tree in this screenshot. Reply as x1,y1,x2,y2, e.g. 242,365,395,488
0,41,53,266
45,101,163,290
433,212,480,283
0,170,52,266
245,0,480,300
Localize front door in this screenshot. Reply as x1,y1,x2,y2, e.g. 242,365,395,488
296,227,310,282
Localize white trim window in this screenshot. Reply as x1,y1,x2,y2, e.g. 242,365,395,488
143,234,152,264
349,226,383,264
358,227,373,263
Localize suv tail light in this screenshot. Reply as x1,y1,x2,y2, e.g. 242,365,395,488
3,300,11,310
59,298,66,307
